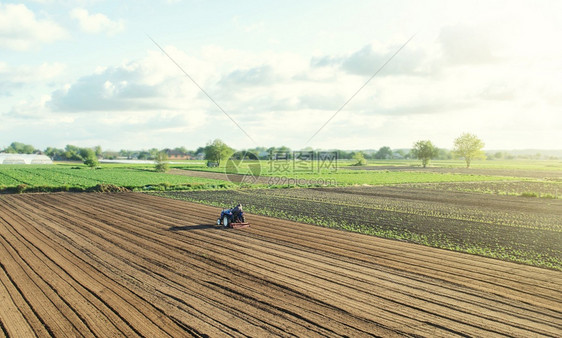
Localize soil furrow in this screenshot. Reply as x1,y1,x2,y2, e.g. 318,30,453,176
0,192,560,337
131,193,562,298
0,235,84,336
12,195,343,336
3,195,239,337
49,194,560,336
0,268,37,338
0,196,192,337
34,193,394,336
77,193,560,336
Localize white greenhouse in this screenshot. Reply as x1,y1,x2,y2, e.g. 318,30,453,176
0,154,53,165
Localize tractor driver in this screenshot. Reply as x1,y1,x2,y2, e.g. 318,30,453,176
232,204,243,221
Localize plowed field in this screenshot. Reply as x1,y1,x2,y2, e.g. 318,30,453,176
0,193,561,337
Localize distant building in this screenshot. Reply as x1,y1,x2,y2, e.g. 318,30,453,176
164,149,191,160
0,153,53,164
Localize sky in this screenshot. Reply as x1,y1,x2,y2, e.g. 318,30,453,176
1,0,561,151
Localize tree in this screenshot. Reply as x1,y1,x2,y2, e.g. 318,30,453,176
148,148,159,160
154,151,169,172
45,147,64,160
4,142,36,154
94,145,103,158
493,152,504,160
437,148,452,160
102,151,119,160
195,146,205,156
119,149,135,159
204,139,234,165
79,147,92,160
374,146,393,159
336,149,352,159
137,151,151,160
64,145,82,161
453,133,485,168
411,140,438,168
173,146,188,155
82,149,98,168
394,149,408,159
352,151,367,166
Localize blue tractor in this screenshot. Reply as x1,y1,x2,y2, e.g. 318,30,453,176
217,204,249,229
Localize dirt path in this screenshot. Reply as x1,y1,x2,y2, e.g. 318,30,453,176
0,193,560,337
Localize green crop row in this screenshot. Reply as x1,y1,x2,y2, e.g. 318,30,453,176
407,180,561,197
1,163,526,193
260,170,519,187
0,165,234,192
154,187,562,271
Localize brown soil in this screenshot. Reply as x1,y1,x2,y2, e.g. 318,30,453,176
0,193,561,337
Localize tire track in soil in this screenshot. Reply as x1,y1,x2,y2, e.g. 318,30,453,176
0,192,561,337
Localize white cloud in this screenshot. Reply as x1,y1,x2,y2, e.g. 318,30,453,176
70,8,124,35
8,95,52,119
47,49,214,113
0,62,65,83
34,49,209,147
219,65,276,88
4,8,562,151
312,41,430,78
0,3,67,50
438,24,498,65
0,62,65,96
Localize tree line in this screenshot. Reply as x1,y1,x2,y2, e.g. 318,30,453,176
409,133,485,168
195,134,486,168
0,133,553,171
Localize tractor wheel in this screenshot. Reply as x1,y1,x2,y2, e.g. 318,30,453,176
222,216,229,227
216,218,221,225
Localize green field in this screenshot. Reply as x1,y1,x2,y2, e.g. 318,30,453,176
341,159,562,170
260,170,519,186
154,186,562,270
1,159,560,195
174,158,562,174
2,160,560,269
0,164,233,193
